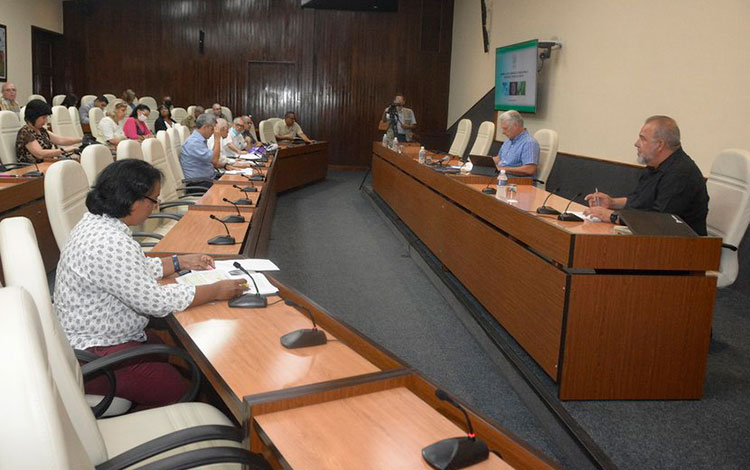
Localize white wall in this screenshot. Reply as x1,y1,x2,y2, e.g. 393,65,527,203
0,0,64,104
448,0,750,173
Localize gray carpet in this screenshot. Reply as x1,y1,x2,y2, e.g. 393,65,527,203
266,171,568,465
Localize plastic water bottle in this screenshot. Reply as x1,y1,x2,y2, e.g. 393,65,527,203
392,137,399,151
382,134,388,147
497,170,508,198
418,146,426,164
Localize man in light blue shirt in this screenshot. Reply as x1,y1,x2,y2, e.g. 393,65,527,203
493,110,540,176
180,113,221,189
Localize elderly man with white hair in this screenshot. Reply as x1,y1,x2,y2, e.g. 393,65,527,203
0,82,20,113
207,118,252,169
492,110,540,177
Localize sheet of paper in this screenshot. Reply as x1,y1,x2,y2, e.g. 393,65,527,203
223,168,254,175
215,258,280,272
176,269,279,295
569,211,601,223
238,154,263,161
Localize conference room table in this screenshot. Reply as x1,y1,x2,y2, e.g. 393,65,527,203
371,142,722,401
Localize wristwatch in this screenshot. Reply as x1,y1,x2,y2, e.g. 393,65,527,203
610,212,619,224
172,254,181,273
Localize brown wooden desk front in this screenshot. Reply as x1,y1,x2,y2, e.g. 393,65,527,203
372,142,721,400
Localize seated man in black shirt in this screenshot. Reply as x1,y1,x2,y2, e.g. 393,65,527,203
584,115,709,235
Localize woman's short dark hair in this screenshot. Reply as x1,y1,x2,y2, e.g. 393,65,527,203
61,94,78,107
86,159,163,218
130,104,151,118
24,99,52,126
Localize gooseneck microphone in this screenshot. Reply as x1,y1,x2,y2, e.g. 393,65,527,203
250,164,265,181
228,261,268,308
207,214,236,245
481,175,496,195
220,198,245,223
24,160,44,177
280,299,328,349
421,389,489,470
232,184,253,205
557,193,584,222
536,187,561,215
236,174,257,193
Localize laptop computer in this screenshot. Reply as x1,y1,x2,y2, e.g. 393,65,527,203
468,154,498,177
618,209,698,237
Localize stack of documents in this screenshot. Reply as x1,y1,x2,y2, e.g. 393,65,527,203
176,258,280,295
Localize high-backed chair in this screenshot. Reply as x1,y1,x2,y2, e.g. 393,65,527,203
116,139,143,160
103,93,117,104
259,119,277,144
44,160,91,251
142,138,196,209
80,94,96,110
89,107,105,143
27,94,46,103
468,121,495,156
0,110,27,168
171,106,187,123
186,105,196,116
50,105,79,138
176,123,191,144
80,144,113,188
69,106,84,138
222,106,233,122
534,129,559,187
706,149,750,288
138,96,158,131
159,129,207,198
448,119,472,160
52,94,66,106
19,105,26,122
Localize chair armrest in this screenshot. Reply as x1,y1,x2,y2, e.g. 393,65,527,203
80,344,200,405
148,213,182,221
176,186,208,195
127,447,271,470
722,243,738,252
160,200,195,209
182,177,214,185
132,232,164,240
75,349,117,418
1,162,32,170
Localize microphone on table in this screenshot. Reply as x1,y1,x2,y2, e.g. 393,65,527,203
228,261,268,308
421,389,489,470
557,193,584,222
24,161,44,178
280,299,328,349
536,187,561,215
481,175,496,195
220,198,245,223
207,214,236,245
436,155,450,166
232,184,253,205
249,164,265,181
236,174,257,192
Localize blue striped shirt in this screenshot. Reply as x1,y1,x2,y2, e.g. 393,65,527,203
498,129,540,170
180,130,216,180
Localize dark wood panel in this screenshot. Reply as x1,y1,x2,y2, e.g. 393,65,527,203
560,274,716,400
63,0,454,168
273,142,329,193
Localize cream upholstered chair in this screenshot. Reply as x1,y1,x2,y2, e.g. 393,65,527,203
69,106,84,138
50,105,79,138
89,107,106,143
142,138,196,208
80,94,96,110
19,105,26,122
186,105,196,116
259,119,277,144
52,94,66,106
706,149,750,288
468,121,495,156
116,139,143,160
448,118,472,160
103,93,117,104
176,123,191,144
171,106,187,123
137,96,158,132
27,93,46,103
222,106,233,121
0,110,28,168
534,129,559,187
156,130,206,199
80,144,113,188
44,160,91,251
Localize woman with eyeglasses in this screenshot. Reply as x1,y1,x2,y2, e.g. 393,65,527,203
54,159,245,410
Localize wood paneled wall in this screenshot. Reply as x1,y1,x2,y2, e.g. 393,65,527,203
63,0,454,167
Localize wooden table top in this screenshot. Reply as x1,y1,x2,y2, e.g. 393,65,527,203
256,387,512,470
152,209,251,255
0,160,55,178
174,297,380,399
191,183,261,212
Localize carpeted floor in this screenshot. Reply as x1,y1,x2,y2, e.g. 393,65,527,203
266,170,750,470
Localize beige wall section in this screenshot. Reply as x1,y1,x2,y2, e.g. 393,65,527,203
0,0,64,104
448,0,750,173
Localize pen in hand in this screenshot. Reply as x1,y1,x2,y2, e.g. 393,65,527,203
594,187,600,207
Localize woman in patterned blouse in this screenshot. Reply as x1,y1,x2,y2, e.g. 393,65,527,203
15,99,82,164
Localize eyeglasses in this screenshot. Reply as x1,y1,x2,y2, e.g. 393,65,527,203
144,195,160,205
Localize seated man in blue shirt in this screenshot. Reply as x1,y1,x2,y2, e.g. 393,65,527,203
492,110,540,176
179,113,222,190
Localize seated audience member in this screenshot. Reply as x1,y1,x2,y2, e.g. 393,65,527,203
0,82,20,113
54,159,246,409
207,118,250,169
211,103,230,121
80,95,109,124
154,105,175,132
15,99,82,163
61,94,79,108
162,95,173,110
180,113,221,189
241,115,258,145
492,110,539,177
181,105,204,130
123,104,154,141
231,117,249,151
121,88,137,111
98,100,128,150
584,115,709,235
274,111,313,144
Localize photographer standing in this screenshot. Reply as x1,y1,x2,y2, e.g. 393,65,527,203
381,94,417,142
